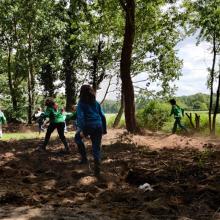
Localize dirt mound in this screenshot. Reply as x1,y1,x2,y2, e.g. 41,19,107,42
0,129,220,219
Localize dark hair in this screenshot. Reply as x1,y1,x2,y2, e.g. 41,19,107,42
169,99,176,105
45,98,55,107
79,85,96,104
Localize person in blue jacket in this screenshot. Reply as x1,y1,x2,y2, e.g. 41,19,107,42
75,85,107,177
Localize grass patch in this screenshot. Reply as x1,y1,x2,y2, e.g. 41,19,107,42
106,113,125,128
0,131,75,141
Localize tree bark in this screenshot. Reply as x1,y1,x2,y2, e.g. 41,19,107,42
208,33,217,134
185,112,195,129
92,40,102,92
212,63,220,135
7,46,18,116
113,91,124,128
119,0,137,133
63,44,77,111
27,32,35,124
195,113,200,130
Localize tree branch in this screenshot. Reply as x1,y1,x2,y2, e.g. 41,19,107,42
100,76,113,105
133,79,148,83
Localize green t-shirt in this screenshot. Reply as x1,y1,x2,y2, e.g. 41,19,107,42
170,105,183,118
44,107,66,123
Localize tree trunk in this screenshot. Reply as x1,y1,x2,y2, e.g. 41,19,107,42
91,39,105,93
27,32,35,124
195,113,200,130
7,46,18,116
185,112,195,129
212,63,220,135
63,45,77,111
113,91,124,128
119,0,137,133
209,33,217,134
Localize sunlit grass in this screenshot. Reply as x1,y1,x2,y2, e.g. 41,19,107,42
0,131,76,141
1,111,220,141
105,113,125,128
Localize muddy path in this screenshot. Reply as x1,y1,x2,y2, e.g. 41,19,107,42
0,129,220,219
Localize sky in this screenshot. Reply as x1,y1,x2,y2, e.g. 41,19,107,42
96,35,214,101
175,36,213,96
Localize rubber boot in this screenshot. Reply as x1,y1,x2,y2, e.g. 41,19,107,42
78,143,88,164
94,160,100,177
62,139,70,153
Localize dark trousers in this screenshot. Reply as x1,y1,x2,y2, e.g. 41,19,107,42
38,121,45,134
172,117,187,134
75,125,103,161
43,122,68,149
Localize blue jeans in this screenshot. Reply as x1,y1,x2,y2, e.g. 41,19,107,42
75,125,103,161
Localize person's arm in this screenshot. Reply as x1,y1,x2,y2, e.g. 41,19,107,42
65,112,77,121
98,103,107,134
76,103,85,132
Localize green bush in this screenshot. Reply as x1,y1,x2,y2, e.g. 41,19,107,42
137,100,171,131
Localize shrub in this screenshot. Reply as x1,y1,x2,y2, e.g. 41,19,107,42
137,100,171,131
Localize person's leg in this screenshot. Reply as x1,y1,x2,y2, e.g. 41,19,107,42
64,121,68,133
75,130,87,163
90,126,103,177
177,118,188,133
172,119,178,134
41,123,56,150
57,122,69,152
0,124,2,138
39,121,45,132
38,122,41,134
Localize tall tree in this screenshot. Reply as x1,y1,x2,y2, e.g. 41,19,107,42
59,0,88,111
119,0,137,132
0,0,28,120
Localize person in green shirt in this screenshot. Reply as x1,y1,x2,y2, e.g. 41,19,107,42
0,109,6,138
38,98,70,152
169,99,187,134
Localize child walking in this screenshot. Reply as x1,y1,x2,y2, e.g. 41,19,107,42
75,85,107,177
38,98,70,152
0,109,6,138
169,99,187,134
32,107,45,134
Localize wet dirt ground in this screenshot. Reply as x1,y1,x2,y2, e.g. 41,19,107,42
0,129,220,219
